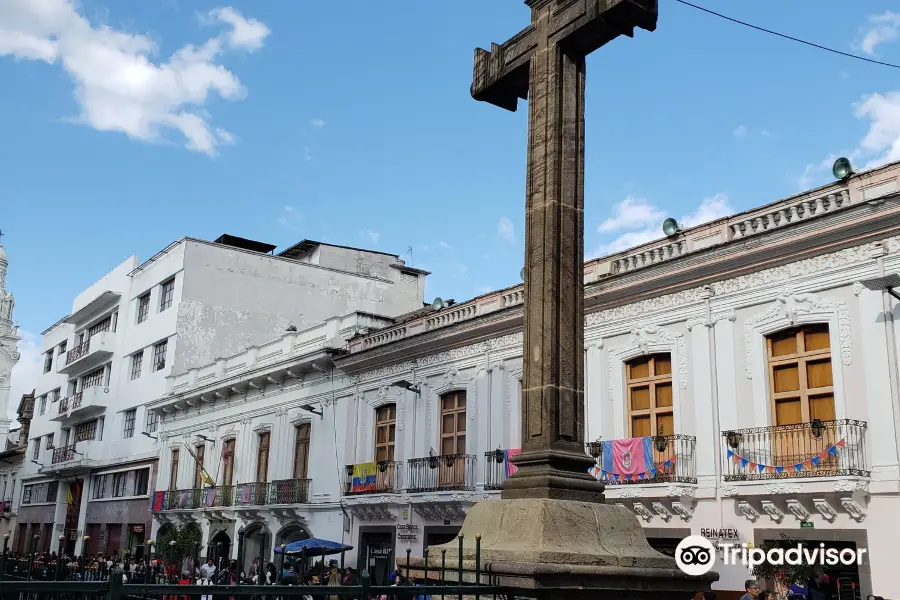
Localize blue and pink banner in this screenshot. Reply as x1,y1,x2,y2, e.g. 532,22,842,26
726,439,844,474
586,436,676,482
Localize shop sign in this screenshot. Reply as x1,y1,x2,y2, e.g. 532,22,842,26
397,524,419,541
131,525,144,533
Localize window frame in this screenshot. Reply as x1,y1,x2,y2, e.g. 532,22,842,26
439,391,467,456
766,324,835,425
256,432,270,483
159,279,175,312
625,353,675,438
152,340,167,372
122,409,136,439
130,352,143,380
222,439,236,487
137,292,151,324
293,424,310,480
374,404,397,462
169,449,180,490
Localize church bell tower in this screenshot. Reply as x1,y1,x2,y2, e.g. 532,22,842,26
0,234,20,448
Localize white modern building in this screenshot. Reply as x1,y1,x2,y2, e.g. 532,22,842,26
151,160,900,599
17,234,426,558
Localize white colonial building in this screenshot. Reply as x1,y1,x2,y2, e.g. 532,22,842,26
19,235,426,558
150,160,900,599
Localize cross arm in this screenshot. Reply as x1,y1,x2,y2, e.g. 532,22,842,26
549,0,657,55
471,26,537,112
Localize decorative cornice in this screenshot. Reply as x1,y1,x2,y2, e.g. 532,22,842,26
608,323,688,397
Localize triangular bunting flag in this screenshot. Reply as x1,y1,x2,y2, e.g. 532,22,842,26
837,439,846,448
664,459,672,469
727,449,734,459
794,463,803,472
740,457,750,467
775,466,784,475
748,462,757,471
758,463,766,473
828,446,838,455
811,456,820,466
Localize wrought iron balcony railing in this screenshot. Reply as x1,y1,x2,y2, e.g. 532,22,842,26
58,392,83,416
483,450,517,490
406,454,476,493
722,419,868,481
51,444,77,465
584,434,697,485
163,488,202,510
343,461,402,495
268,478,311,504
65,340,90,365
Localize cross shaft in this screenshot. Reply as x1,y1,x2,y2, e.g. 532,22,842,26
471,0,658,502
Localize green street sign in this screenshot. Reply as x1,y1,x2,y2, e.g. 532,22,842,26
800,521,814,529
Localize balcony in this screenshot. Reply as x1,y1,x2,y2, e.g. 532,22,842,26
722,419,869,482
0,499,12,515
483,449,518,490
51,444,78,465
204,485,234,508
585,434,697,485
58,332,115,375
51,387,107,422
162,488,203,510
343,461,402,496
406,454,476,493
234,479,311,506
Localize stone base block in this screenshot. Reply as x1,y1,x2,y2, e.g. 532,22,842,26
403,498,717,599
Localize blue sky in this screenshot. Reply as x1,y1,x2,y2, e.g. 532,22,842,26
4,0,900,403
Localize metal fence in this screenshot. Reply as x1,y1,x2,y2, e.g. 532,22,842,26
406,455,476,493
0,536,513,600
722,419,869,481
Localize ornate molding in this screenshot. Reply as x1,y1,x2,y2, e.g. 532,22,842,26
760,500,785,524
664,485,695,498
721,486,739,498
586,288,705,326
785,499,811,521
840,497,867,522
506,366,523,416
744,292,851,378
369,386,404,432
651,502,673,522
614,487,644,499
833,480,868,492
632,502,654,523
764,483,802,495
608,323,688,397
671,500,694,522
737,500,760,523
813,498,838,523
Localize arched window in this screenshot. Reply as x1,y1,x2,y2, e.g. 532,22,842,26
440,391,466,455
375,404,396,461
626,354,673,437
767,324,834,425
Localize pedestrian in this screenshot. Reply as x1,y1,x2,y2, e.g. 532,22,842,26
740,579,761,600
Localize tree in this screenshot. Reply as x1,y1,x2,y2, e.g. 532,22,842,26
157,523,201,562
750,534,818,591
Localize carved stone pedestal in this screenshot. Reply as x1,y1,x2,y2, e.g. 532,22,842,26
405,499,717,599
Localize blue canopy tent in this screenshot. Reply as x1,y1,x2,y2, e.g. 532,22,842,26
274,538,353,557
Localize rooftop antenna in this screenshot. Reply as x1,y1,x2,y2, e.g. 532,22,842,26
431,297,444,310
406,245,414,267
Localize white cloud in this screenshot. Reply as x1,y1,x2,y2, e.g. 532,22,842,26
438,241,452,250
596,195,665,234
681,193,733,227
0,2,270,156
360,230,380,245
310,119,325,129
860,11,900,55
760,129,773,137
733,125,748,138
497,216,515,244
8,330,42,422
589,194,734,259
276,205,303,231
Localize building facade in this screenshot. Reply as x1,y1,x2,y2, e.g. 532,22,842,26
149,161,900,599
0,236,20,455
18,235,426,558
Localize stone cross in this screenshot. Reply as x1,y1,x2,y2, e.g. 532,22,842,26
471,0,657,502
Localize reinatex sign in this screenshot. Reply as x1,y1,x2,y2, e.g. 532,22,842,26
701,528,742,549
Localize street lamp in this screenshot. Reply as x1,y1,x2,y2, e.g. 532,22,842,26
169,539,177,582
56,535,65,580
279,543,286,579
27,534,39,581
237,526,246,583
1,532,9,579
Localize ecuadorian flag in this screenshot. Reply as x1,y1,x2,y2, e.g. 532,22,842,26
351,462,377,493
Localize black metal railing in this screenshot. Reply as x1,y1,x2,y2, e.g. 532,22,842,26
406,454,476,492
483,450,515,490
0,499,11,513
234,482,269,506
268,478,311,504
343,461,402,495
722,419,869,481
583,434,697,485
162,488,202,510
51,444,77,465
65,340,90,365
